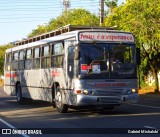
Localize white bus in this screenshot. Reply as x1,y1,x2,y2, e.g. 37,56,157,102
4,25,139,113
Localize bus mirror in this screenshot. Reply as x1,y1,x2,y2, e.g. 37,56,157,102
136,48,141,65
74,50,80,60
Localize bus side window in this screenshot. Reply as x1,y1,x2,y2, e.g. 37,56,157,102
6,53,12,71
41,45,51,68
68,46,74,78
51,42,64,68
33,47,40,69
19,50,25,70
25,49,32,70
12,52,19,70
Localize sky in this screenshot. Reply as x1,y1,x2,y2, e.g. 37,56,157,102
0,0,125,45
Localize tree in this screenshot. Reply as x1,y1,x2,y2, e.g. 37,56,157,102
0,45,12,75
105,0,118,15
28,8,99,37
28,25,47,38
105,0,160,92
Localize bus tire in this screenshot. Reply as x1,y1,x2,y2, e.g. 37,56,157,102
52,83,58,108
55,87,68,113
52,91,56,108
16,84,25,105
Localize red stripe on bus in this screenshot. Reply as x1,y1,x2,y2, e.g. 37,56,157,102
52,71,60,76
6,73,17,78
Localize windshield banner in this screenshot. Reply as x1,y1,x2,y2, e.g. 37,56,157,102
79,32,134,42
81,64,101,74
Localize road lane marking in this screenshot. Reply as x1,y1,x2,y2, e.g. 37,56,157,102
0,118,15,128
129,104,160,109
144,126,160,130
0,118,30,137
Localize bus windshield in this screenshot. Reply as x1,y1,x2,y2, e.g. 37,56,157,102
79,43,136,79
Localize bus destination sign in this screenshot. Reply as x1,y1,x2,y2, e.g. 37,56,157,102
79,32,134,42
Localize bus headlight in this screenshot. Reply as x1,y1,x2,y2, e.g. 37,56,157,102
83,90,93,95
83,90,88,94
122,89,138,95
132,89,136,93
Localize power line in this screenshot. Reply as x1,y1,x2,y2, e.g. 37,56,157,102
0,20,51,24
0,1,98,7
0,0,59,4
0,0,99,10
0,16,55,20
0,7,62,11
0,4,98,11
0,0,100,24
0,4,63,7
0,5,63,8
0,2,57,4
0,0,97,4
0,3,61,6
0,12,60,17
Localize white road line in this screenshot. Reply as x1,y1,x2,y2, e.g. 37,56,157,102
144,126,160,130
0,118,30,137
129,104,160,109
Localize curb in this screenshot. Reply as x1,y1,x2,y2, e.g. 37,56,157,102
139,94,160,103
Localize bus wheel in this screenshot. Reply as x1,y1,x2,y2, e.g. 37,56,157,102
16,84,24,105
52,91,56,108
55,87,68,113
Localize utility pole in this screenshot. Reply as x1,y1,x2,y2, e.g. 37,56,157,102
63,0,70,14
100,0,104,26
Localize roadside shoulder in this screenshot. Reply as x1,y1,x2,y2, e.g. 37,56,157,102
139,93,160,103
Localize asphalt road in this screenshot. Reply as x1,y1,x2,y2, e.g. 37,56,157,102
0,86,160,137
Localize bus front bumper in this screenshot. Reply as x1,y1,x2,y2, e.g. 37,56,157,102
76,93,139,106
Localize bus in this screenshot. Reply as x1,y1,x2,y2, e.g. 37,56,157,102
4,25,140,113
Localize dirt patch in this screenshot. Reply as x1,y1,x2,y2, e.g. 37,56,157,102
0,80,4,86
138,86,160,95
139,87,154,94
0,86,8,97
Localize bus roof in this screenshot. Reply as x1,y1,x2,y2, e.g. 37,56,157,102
14,24,115,46
6,25,134,53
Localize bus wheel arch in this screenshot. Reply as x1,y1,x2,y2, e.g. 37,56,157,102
52,82,68,113
15,82,24,105
52,82,59,108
